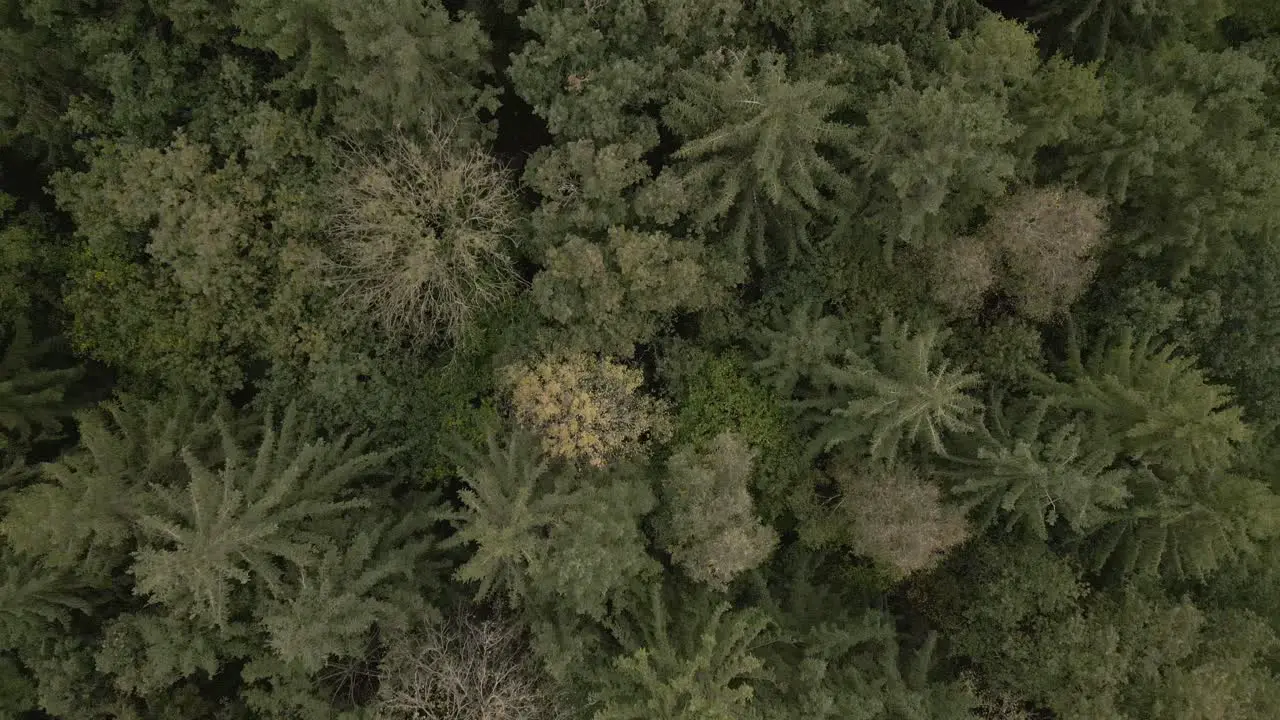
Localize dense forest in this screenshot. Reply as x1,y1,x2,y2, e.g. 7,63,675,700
3,0,1280,717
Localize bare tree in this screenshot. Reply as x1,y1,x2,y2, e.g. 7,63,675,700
375,615,566,720
983,185,1108,321
328,125,520,345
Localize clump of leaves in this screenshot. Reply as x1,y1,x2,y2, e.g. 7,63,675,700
327,126,520,345
984,185,1108,321
500,353,671,468
655,433,778,589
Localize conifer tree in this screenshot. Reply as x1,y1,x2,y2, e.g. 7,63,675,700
808,317,982,461
661,51,855,265
1041,328,1251,475
655,433,778,590
751,304,859,398
1,394,240,574
0,549,89,653
130,404,393,628
444,430,658,618
945,396,1131,539
259,510,439,673
441,429,556,607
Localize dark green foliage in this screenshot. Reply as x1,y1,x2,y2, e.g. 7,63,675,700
1040,328,1251,475
660,51,856,265
4,0,1280,715
945,395,1130,538
806,317,982,461
0,318,81,451
533,226,740,353
920,540,1280,718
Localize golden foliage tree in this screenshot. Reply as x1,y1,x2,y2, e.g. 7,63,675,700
500,353,671,468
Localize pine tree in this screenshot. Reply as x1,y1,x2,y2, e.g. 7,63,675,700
808,317,982,461
945,396,1131,539
440,429,555,607
662,51,855,265
751,303,860,398
592,584,772,720
1078,465,1280,581
0,548,89,652
655,433,778,590
131,404,393,628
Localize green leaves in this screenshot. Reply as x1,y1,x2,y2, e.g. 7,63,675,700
655,433,778,589
1042,329,1251,475
593,585,772,720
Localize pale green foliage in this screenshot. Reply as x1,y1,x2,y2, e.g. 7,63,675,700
805,460,969,577
810,317,982,461
328,129,520,345
442,430,554,606
662,51,855,264
656,433,778,589
592,586,772,720
533,227,738,353
0,319,80,448
524,139,661,245
131,404,391,628
855,79,1018,259
444,430,658,618
751,304,857,397
94,612,225,697
1043,329,1251,474
946,397,1130,538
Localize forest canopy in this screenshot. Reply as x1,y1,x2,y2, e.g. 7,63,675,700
3,0,1280,718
